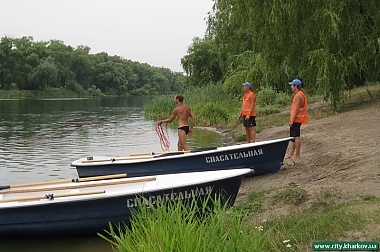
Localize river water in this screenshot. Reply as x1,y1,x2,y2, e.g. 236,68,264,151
0,96,221,252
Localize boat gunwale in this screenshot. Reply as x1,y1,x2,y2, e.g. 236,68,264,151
0,169,251,208
71,137,293,167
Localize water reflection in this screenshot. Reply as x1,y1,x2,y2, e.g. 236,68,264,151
0,97,221,251
0,97,221,185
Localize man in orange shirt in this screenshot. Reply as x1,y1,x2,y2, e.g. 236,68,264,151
287,79,308,160
238,82,257,143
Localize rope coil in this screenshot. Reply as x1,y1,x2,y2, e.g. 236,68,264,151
156,124,170,152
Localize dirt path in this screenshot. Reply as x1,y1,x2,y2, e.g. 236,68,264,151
237,103,380,203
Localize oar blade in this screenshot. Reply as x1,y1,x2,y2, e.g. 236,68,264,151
0,185,10,191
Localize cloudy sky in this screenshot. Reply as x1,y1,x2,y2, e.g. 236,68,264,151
0,0,214,72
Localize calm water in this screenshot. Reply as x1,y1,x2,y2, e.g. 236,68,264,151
0,96,221,252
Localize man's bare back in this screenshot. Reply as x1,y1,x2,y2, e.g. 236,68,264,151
175,104,193,127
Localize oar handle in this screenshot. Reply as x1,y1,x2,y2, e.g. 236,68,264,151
0,190,105,203
0,174,128,191
81,156,154,163
130,151,191,156
78,174,127,182
2,177,156,194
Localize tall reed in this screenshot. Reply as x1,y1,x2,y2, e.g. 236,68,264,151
144,85,292,127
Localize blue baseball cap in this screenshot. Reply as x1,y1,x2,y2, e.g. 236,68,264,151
289,79,302,85
242,82,252,88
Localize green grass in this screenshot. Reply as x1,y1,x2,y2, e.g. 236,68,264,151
0,87,106,99
34,88,83,98
263,205,367,251
0,88,81,99
271,187,308,206
100,196,267,252
143,95,176,118
237,188,379,251
100,188,379,252
235,190,271,214
0,89,26,99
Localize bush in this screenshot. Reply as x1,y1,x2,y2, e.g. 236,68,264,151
66,80,85,95
257,86,277,106
275,91,292,107
257,105,280,116
87,85,104,97
194,103,230,126
10,83,18,90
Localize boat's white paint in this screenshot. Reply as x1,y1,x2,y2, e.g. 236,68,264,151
0,169,251,208
72,137,292,166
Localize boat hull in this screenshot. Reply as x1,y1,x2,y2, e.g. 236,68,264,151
74,138,291,178
0,171,245,237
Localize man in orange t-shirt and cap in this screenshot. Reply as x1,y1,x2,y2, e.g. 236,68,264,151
287,79,308,160
238,82,257,143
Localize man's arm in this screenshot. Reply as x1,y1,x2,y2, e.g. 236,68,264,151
245,93,256,120
157,109,177,125
289,94,302,126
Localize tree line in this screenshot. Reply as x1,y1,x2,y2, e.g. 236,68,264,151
181,0,380,108
0,36,185,95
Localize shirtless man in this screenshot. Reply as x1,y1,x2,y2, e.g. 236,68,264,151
157,94,195,151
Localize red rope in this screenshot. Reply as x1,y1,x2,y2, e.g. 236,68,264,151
156,124,170,152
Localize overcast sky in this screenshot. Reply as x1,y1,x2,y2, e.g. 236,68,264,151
0,0,213,72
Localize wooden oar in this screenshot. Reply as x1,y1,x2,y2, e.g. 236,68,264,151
0,190,105,203
81,156,154,163
0,174,128,191
130,147,218,157
1,177,156,194
130,151,191,156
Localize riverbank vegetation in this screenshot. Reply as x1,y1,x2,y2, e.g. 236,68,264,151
145,83,380,142
144,84,293,126
101,189,379,251
181,0,380,110
0,88,87,99
146,0,380,139
0,37,185,98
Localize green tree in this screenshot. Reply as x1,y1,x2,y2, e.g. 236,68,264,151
0,36,185,95
47,40,75,87
181,36,222,86
184,0,380,109
29,56,58,89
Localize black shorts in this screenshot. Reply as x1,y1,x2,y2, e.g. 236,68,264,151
243,116,256,127
290,122,302,139
178,126,190,135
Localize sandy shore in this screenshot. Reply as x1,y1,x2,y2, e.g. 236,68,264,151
235,104,380,204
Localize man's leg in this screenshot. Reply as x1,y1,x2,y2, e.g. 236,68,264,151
294,137,301,159
178,130,189,151
249,126,256,143
177,139,182,151
287,141,295,159
245,127,251,143
288,123,301,159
